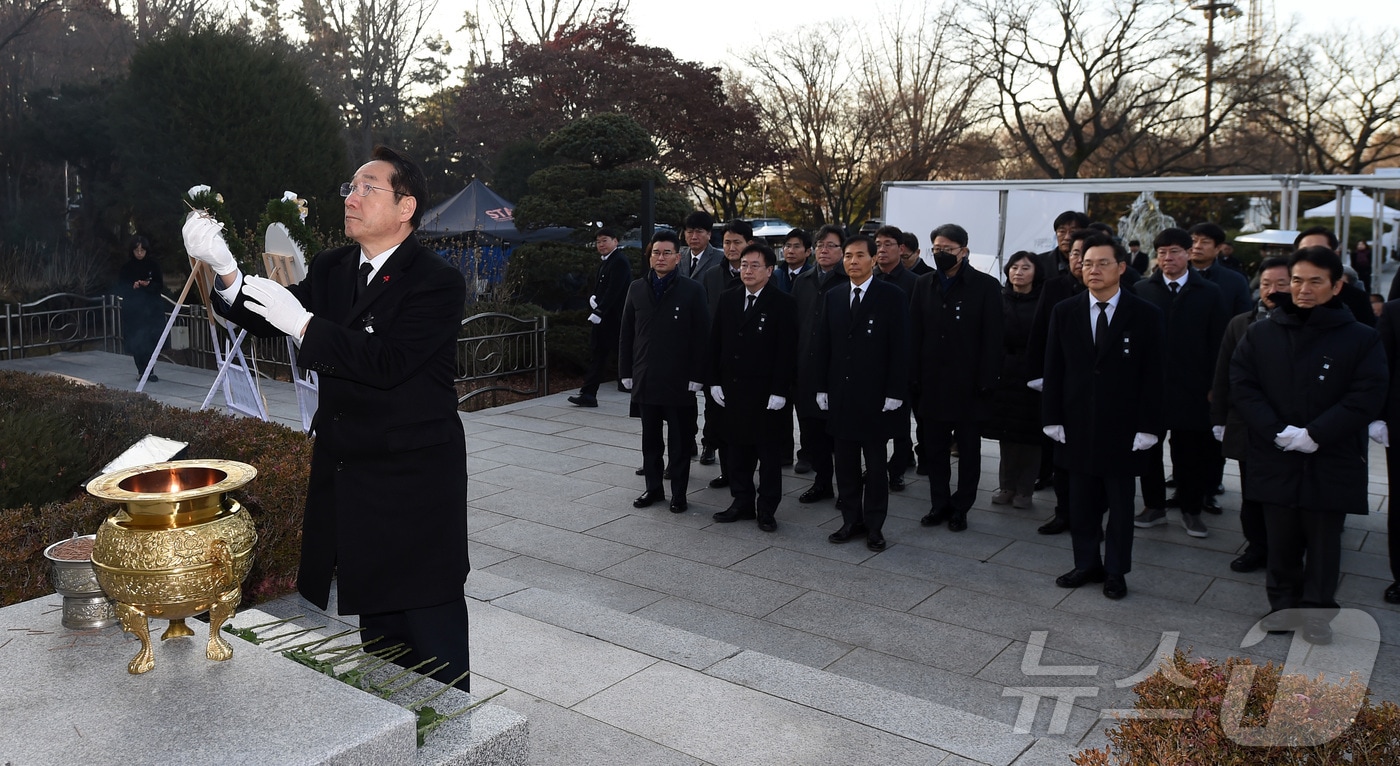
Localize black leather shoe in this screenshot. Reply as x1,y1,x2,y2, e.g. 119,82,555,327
827,524,867,544
1038,516,1069,535
889,475,906,492
1230,551,1267,573
1033,476,1051,491
1165,476,1177,488
670,499,688,513
567,394,598,407
947,513,968,532
708,474,729,489
920,506,953,527
916,462,929,476
1385,582,1400,604
1302,619,1333,645
635,466,645,475
713,505,756,523
794,459,811,474
799,485,835,503
699,447,716,465
757,516,777,532
633,490,664,508
866,532,887,552
1055,567,1106,588
1165,494,1181,508
1213,483,1225,496
1202,497,1222,515
147,374,159,382
1103,575,1127,600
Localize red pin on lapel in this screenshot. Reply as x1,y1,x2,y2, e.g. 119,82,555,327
381,275,390,284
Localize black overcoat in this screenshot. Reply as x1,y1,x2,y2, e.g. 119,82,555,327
709,287,798,444
792,266,848,419
984,285,1042,445
619,273,709,408
1135,270,1226,430
1230,298,1386,515
1042,289,1166,476
812,279,909,441
215,235,468,615
908,263,1004,422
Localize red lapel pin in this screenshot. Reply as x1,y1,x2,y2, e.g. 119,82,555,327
381,275,390,284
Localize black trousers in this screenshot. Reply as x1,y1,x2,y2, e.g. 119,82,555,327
798,415,835,488
1067,472,1137,576
580,322,619,397
359,598,470,688
925,420,982,515
1168,429,1216,515
1139,442,1167,509
640,403,694,500
1238,461,1267,556
1389,445,1400,582
728,440,783,519
1263,503,1345,613
834,436,889,533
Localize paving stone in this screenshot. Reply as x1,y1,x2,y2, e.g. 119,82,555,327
711,650,1034,766
472,443,600,475
470,426,592,453
469,602,657,707
767,591,1010,675
1339,548,1392,580
482,555,667,614
541,407,643,433
633,596,853,670
491,588,737,670
493,690,704,766
559,441,642,467
472,411,578,434
984,539,1216,604
470,463,613,501
589,515,770,567
465,569,531,601
1194,576,1273,616
863,543,1065,609
466,507,513,532
1359,529,1389,557
883,516,1018,561
1055,585,1262,657
569,461,664,490
553,425,643,449
470,518,645,572
468,540,519,569
730,546,942,612
471,489,629,532
574,662,950,765
598,551,805,618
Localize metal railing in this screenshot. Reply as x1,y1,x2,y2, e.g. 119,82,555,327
1,293,121,359
456,312,548,405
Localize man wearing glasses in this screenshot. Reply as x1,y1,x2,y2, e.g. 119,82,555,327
182,146,472,687
1043,233,1165,600
793,225,849,497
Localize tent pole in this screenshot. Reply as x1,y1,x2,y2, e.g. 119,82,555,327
996,190,1008,277
1340,187,1352,257
1278,178,1290,231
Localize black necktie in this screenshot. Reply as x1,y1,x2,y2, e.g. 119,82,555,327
691,255,699,272
1095,301,1110,351
852,287,862,311
1169,281,1179,294
355,262,373,301
746,294,756,313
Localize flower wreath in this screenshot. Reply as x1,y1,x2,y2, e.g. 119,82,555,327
185,184,250,267
257,191,322,260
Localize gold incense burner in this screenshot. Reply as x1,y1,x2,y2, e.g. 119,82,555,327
87,460,258,674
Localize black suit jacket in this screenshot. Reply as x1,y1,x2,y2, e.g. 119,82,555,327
813,279,910,441
619,273,709,408
1043,289,1166,476
592,249,632,328
774,261,812,294
709,287,798,444
1136,270,1226,430
215,235,468,615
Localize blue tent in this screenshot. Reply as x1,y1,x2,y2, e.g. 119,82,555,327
419,179,571,243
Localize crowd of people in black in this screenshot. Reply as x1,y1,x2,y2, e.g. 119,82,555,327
568,209,1398,646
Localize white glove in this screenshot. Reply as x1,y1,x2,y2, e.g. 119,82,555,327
1026,378,1044,392
1369,420,1389,448
587,312,602,325
621,378,633,390
1132,432,1159,451
589,295,599,310
181,212,237,276
1289,429,1319,453
687,381,703,393
1043,425,1065,444
766,395,786,410
882,398,902,412
710,385,725,406
1212,425,1225,442
816,392,829,411
242,276,313,339
1274,425,1305,450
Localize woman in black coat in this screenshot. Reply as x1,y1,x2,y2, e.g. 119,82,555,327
985,251,1043,508
116,235,165,380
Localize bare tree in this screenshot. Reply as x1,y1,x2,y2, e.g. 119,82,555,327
1262,28,1400,175
485,0,614,44
297,0,442,155
0,0,61,55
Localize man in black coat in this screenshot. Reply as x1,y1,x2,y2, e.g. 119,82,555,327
1132,227,1226,540
570,227,632,407
696,220,752,484
1043,233,1166,600
793,224,849,504
621,230,710,513
900,231,934,277
911,223,1004,532
814,234,909,552
774,228,813,293
184,146,470,684
1373,298,1400,604
709,243,798,531
1231,246,1387,645
874,225,918,490
1297,227,1378,327
1189,222,1252,317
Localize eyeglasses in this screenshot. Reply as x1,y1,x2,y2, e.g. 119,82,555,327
816,242,842,250
339,182,398,198
931,247,962,256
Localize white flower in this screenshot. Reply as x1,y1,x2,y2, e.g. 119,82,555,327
187,184,212,197
282,191,298,202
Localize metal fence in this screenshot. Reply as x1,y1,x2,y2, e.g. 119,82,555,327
2,293,548,407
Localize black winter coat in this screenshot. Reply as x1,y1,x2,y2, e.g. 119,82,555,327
620,273,710,408
793,266,848,419
709,287,798,444
908,263,1003,422
985,285,1042,445
1230,297,1386,514
1135,271,1226,430
813,279,909,441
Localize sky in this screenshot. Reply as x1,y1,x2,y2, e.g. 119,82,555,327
436,0,1396,72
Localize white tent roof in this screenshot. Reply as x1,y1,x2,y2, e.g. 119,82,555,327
1302,188,1400,222
886,174,1400,195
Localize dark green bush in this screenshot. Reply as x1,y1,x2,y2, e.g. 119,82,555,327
503,241,595,311
0,407,94,509
0,371,311,608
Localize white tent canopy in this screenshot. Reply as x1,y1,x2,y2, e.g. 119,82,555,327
1302,188,1400,222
